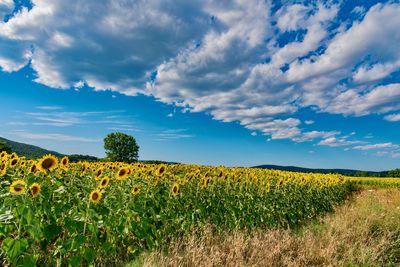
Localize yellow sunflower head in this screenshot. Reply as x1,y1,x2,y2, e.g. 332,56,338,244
29,183,41,198
9,157,19,168
61,156,69,168
171,183,179,197
156,164,167,176
0,162,7,176
116,167,130,180
10,152,17,160
0,151,7,159
131,185,140,195
95,168,104,180
99,177,110,189
80,162,88,177
90,189,102,203
10,180,27,194
37,155,58,173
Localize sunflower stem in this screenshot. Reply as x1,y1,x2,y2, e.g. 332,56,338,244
17,192,27,238
83,200,90,235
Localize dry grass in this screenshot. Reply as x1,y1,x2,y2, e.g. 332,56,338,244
132,187,400,267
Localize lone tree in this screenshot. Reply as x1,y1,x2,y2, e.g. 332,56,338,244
104,132,139,163
0,140,11,154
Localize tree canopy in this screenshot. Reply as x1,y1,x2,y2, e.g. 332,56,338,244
104,132,139,163
0,140,11,154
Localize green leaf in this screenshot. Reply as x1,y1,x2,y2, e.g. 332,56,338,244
68,255,82,267
64,217,76,233
84,247,95,263
2,237,28,261
44,224,62,240
22,207,34,225
72,234,86,249
102,242,110,253
22,254,37,267
25,224,41,240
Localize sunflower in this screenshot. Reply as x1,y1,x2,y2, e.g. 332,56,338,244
80,162,88,177
29,183,41,198
201,177,211,189
156,164,167,176
127,167,133,176
10,152,17,159
18,168,25,176
0,151,7,159
60,156,69,168
171,183,179,196
37,155,58,173
90,189,101,203
131,185,140,195
95,168,104,180
10,180,27,194
265,182,271,193
116,167,130,180
9,157,19,168
99,177,110,189
153,176,158,186
0,162,7,176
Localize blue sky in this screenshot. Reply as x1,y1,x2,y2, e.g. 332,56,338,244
0,0,400,171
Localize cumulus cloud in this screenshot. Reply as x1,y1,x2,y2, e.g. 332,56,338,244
0,0,399,143
0,0,13,20
384,113,400,122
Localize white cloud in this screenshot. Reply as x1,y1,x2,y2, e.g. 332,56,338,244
154,129,194,141
0,0,13,20
305,120,314,125
107,127,139,132
36,106,63,110
0,1,399,144
11,131,100,142
376,151,400,158
353,143,400,150
324,84,400,116
318,136,365,147
384,113,400,122
352,6,366,15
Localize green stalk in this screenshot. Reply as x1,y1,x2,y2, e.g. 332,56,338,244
83,200,91,235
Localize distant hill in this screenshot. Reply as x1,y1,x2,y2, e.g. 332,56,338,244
252,164,381,175
0,137,65,158
0,137,100,162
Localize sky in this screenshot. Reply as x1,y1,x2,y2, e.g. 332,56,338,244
0,0,400,171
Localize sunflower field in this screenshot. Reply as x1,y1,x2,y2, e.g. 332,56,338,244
0,151,355,266
346,176,400,188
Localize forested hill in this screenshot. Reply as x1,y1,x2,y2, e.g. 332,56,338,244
252,164,367,174
0,137,65,158
252,164,400,177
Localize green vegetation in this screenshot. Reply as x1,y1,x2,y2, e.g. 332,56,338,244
0,137,64,159
68,154,99,163
138,187,400,266
0,153,354,266
104,132,139,163
0,140,11,153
